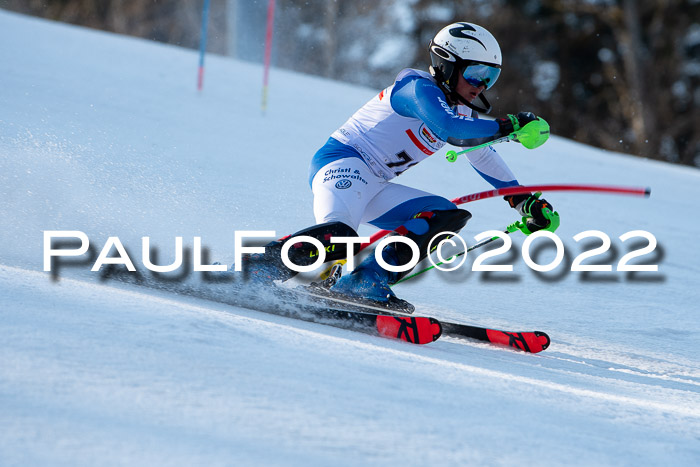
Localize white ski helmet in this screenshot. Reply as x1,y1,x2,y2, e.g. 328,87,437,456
429,22,502,113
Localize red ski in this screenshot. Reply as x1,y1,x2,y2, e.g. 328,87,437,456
375,315,442,344
441,322,550,353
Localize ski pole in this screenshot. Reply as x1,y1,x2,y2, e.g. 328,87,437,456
444,118,550,162
394,230,511,285
393,218,526,285
318,228,511,284
394,209,560,285
444,134,514,162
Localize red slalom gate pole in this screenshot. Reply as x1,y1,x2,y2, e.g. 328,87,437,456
450,183,650,205
261,0,276,113
359,183,650,250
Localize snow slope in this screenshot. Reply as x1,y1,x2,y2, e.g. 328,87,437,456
1,10,699,465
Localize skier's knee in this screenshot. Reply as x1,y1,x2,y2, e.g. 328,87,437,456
382,208,471,279
433,208,471,232
400,208,471,241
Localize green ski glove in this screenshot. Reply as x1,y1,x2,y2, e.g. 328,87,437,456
496,112,550,149
504,192,560,234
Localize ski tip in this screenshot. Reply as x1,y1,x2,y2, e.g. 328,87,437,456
534,331,551,352
644,187,651,197
376,316,442,344
514,330,550,353
429,318,443,342
484,329,551,353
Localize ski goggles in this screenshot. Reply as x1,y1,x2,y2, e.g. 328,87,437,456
462,63,501,90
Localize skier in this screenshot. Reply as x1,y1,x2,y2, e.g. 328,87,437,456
240,22,556,308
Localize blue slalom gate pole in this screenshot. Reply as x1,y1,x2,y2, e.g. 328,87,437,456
197,0,211,91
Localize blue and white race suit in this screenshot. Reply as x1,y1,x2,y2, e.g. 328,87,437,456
309,68,520,232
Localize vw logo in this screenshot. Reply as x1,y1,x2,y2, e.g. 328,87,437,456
335,179,352,189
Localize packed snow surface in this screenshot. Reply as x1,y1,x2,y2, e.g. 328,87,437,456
1,10,699,465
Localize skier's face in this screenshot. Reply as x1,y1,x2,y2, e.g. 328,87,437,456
456,73,486,103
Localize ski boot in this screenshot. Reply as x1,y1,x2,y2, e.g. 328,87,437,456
329,245,415,312
329,209,472,313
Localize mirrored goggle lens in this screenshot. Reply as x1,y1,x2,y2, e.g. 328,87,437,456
462,64,501,90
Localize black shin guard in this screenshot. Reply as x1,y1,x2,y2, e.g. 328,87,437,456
279,221,359,266
381,209,471,283
244,221,358,282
